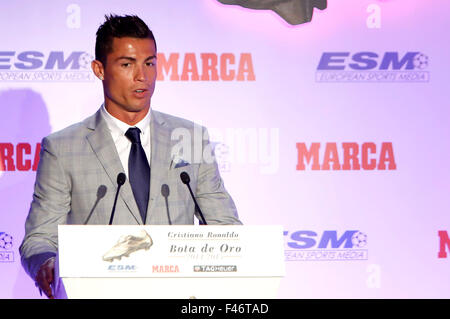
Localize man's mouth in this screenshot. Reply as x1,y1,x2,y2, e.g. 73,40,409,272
133,88,149,99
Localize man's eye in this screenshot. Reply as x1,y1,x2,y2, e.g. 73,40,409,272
122,63,130,67
146,62,155,66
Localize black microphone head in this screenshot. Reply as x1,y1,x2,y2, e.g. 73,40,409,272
180,172,190,184
117,173,126,186
97,185,107,199
161,184,170,197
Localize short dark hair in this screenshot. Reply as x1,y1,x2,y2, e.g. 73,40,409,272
95,14,156,65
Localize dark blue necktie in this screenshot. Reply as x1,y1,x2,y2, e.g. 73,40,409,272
125,127,150,223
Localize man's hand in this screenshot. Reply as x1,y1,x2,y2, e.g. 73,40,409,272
35,257,55,299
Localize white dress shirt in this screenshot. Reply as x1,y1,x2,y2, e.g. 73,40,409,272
101,104,151,178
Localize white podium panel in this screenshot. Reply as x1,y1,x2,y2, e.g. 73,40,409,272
55,225,285,299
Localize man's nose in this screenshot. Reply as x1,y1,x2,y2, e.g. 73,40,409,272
134,65,146,81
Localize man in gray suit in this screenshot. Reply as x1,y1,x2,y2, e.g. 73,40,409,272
20,14,241,299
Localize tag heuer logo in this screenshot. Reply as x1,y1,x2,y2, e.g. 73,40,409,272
194,265,237,272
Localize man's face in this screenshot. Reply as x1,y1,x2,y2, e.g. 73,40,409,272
101,37,157,116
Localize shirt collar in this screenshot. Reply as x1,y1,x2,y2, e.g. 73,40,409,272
101,103,151,137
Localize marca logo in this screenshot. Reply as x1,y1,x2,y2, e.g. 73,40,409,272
0,232,14,263
296,142,396,171
152,265,180,273
0,51,95,82
0,143,41,171
156,52,255,81
284,230,368,261
438,230,450,258
316,51,429,82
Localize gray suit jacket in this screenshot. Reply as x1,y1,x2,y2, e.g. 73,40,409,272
20,108,241,279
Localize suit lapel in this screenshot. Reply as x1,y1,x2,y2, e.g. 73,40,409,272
84,110,142,225
147,110,172,220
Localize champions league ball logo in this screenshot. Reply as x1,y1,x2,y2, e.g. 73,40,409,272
0,232,14,263
413,53,429,70
351,231,367,248
78,52,94,69
0,232,13,250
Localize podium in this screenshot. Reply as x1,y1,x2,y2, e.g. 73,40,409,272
54,225,285,299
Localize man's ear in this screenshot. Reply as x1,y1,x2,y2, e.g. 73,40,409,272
91,60,105,80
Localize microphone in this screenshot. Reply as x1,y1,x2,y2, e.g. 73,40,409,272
161,184,172,225
84,185,107,225
180,172,207,225
109,173,126,225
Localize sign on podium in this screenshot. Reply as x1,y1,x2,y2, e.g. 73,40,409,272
54,225,285,299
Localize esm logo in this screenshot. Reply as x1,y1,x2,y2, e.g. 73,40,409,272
316,51,429,82
284,230,368,261
317,52,427,70
0,51,94,82
0,51,91,70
